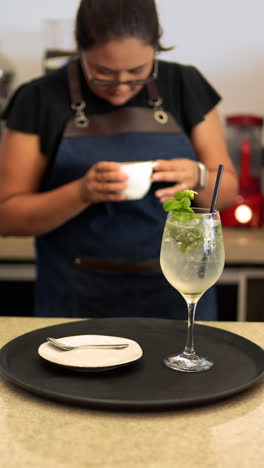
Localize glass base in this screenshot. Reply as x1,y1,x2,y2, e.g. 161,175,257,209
164,352,214,373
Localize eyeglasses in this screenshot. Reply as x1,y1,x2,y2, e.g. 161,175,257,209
81,55,158,87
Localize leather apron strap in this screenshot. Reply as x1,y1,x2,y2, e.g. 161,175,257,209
75,257,161,273
67,57,83,105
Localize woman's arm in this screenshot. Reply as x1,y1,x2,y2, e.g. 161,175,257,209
0,129,127,236
152,107,239,210
190,107,238,209
0,129,90,236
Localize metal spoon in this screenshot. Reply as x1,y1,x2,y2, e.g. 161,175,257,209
46,337,129,350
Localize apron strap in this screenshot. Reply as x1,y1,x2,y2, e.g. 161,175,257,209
75,256,161,273
67,57,83,105
146,81,169,125
67,58,89,127
146,80,162,104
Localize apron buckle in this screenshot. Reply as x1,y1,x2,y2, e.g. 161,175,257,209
71,101,89,128
148,96,169,125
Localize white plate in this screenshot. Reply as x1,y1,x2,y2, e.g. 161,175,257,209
38,335,143,371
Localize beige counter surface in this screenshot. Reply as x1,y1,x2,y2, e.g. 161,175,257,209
0,227,264,264
0,317,263,468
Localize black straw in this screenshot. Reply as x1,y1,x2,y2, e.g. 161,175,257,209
210,164,224,212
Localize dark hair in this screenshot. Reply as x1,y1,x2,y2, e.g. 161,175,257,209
75,0,172,52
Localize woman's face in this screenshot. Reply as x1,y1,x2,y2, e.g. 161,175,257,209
81,38,155,106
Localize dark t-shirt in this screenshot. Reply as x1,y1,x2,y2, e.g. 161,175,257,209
1,59,221,161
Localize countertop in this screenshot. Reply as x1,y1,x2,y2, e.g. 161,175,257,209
0,317,263,468
0,227,264,264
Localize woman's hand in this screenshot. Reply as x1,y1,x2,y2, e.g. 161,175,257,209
152,158,200,202
79,161,128,204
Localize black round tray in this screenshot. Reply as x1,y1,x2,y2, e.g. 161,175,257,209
0,318,263,410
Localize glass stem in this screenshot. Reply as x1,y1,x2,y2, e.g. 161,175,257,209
184,299,199,355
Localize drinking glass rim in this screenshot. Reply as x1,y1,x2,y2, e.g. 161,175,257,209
167,208,220,218
189,208,219,215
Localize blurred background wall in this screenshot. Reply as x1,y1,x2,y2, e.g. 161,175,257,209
0,0,263,119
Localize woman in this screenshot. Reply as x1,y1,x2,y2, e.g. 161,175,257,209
0,0,238,319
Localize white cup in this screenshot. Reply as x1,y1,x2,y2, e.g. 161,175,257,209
120,161,154,200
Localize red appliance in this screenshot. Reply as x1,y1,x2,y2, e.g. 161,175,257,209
221,115,264,228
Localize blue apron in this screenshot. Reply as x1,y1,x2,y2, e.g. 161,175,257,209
34,59,216,319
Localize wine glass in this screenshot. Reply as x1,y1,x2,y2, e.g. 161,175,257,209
160,208,225,372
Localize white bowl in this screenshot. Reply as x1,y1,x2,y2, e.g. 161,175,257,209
120,161,154,200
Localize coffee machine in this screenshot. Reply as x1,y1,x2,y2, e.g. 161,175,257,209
221,114,264,228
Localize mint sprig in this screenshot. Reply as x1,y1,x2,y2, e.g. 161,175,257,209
162,190,202,253
163,190,198,222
